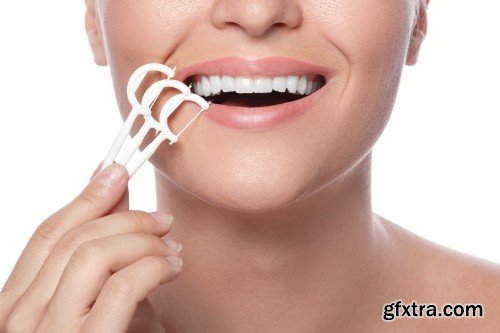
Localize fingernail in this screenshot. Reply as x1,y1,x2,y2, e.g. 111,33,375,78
98,163,126,187
166,255,183,268
163,237,182,252
150,212,173,226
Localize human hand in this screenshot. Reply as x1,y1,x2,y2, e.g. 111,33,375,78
0,162,181,332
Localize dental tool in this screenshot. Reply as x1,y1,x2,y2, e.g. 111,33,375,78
100,63,210,178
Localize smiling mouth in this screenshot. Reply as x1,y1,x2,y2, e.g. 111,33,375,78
183,74,327,108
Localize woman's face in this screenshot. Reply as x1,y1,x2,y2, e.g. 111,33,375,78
87,0,423,212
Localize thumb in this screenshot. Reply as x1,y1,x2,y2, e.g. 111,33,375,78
109,186,129,213
89,161,129,213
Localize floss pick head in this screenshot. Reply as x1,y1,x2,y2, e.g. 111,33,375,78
100,63,210,178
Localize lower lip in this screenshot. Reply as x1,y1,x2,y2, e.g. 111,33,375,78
201,84,328,131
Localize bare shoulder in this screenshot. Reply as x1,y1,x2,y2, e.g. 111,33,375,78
375,214,500,332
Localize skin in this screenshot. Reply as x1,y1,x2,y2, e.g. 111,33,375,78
1,0,499,332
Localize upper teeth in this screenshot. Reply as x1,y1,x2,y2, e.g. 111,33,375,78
192,75,322,97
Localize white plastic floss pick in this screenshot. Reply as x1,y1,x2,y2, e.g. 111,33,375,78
100,63,210,178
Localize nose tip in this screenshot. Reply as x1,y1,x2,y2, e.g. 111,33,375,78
211,0,302,37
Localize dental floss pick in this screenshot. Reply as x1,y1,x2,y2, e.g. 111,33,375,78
100,63,210,178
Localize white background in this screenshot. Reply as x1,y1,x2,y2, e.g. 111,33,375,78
1,1,499,287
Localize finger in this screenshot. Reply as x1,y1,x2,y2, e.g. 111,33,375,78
56,162,129,232
92,160,129,215
109,186,130,214
12,211,174,324
1,163,128,301
88,160,104,183
46,232,182,325
83,255,182,332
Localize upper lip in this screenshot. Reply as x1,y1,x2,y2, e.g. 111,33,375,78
174,56,334,84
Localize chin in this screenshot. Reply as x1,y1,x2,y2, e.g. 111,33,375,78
201,171,307,213
161,152,310,213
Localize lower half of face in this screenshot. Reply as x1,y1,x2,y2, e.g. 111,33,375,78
98,0,416,212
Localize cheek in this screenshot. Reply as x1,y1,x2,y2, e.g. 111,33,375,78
310,0,413,61
101,1,179,58
303,0,414,187
99,0,205,115
100,1,198,54
310,0,413,96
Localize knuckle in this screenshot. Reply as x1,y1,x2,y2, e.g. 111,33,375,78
136,231,155,243
122,211,148,232
102,275,134,300
142,256,166,274
76,191,101,208
125,210,154,229
34,219,61,244
72,241,104,265
58,229,89,254
132,257,170,285
127,257,166,287
137,232,166,251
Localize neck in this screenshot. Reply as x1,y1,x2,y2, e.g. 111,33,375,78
150,152,389,331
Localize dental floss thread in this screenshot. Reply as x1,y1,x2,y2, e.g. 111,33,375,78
101,63,210,178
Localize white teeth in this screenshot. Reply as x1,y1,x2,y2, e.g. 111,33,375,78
234,77,253,93
195,81,203,95
297,75,307,95
191,75,322,97
209,75,222,95
201,76,211,97
286,76,299,93
272,77,287,92
305,80,313,95
221,76,235,92
253,78,273,93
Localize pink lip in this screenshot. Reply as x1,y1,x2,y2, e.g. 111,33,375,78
175,57,334,131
